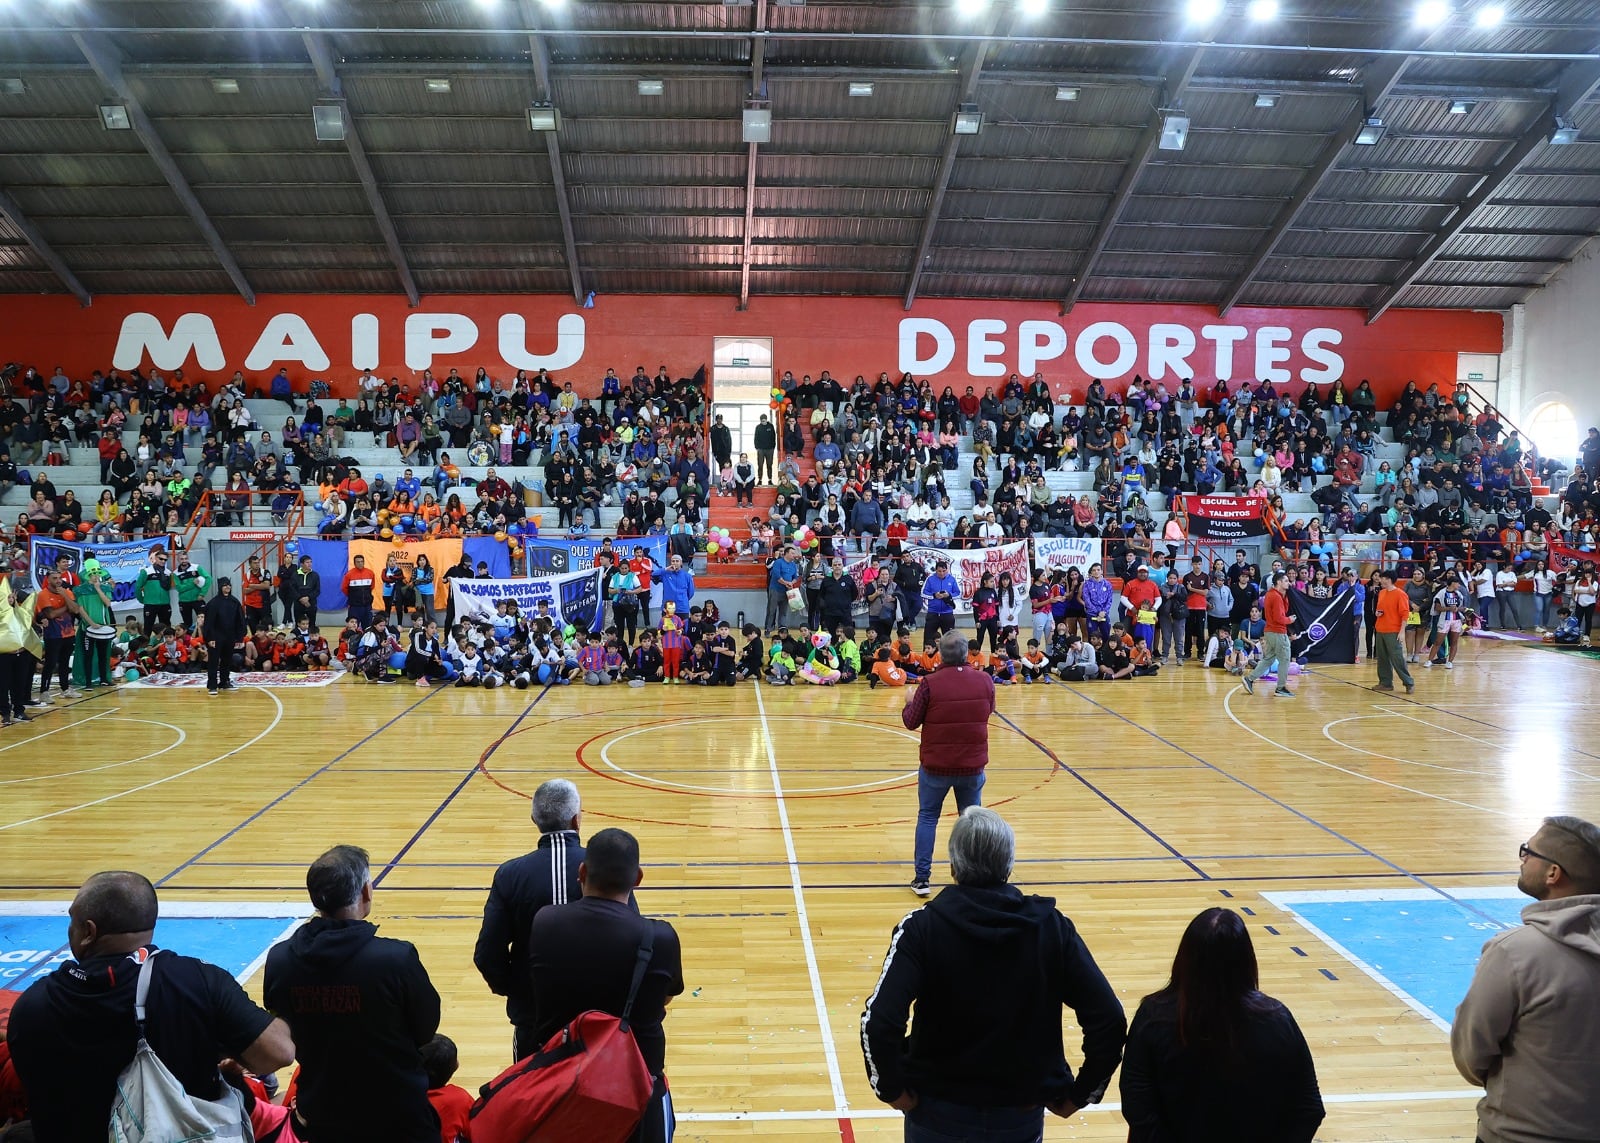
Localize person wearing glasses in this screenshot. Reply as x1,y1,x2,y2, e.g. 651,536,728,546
1452,815,1600,1143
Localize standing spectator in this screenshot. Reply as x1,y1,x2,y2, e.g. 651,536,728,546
709,413,733,473
1453,815,1600,1143
1239,571,1296,698
528,828,684,1143
341,553,378,628
920,559,960,645
264,845,442,1143
658,552,695,615
766,543,800,632
290,553,322,630
753,413,776,484
33,567,81,701
134,545,174,633
901,631,996,897
202,576,247,695
1120,907,1324,1142
7,871,295,1142
473,779,626,1059
173,548,210,630
1371,569,1416,694
242,553,273,630
861,807,1127,1140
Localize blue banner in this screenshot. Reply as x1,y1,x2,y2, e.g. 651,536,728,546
464,536,513,579
521,536,667,577
294,538,355,612
29,536,172,611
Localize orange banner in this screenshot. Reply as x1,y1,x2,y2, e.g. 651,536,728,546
0,294,1502,407
349,538,463,610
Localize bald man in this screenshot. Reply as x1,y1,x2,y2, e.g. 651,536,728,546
7,871,294,1141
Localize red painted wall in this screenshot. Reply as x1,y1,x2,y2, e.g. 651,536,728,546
0,294,1502,406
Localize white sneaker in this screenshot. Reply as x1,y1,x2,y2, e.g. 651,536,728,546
1422,659,1432,668
1444,661,1454,670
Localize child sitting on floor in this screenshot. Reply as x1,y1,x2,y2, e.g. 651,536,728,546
868,645,908,688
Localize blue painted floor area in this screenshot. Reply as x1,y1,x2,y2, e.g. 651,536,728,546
1265,889,1527,1029
1,909,303,990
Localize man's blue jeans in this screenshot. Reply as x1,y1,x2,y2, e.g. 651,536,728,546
913,769,985,881
903,1095,1043,1142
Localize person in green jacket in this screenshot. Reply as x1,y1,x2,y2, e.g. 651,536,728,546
134,548,174,633
72,558,117,688
173,549,210,630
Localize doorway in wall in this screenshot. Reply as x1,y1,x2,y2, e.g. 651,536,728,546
1526,401,1580,463
710,336,774,462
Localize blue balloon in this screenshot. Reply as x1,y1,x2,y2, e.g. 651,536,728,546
387,651,408,670
507,523,522,537
284,540,300,556
1400,545,1414,559
401,515,416,530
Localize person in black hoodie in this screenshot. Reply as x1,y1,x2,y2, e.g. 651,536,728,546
264,845,441,1143
861,806,1126,1141
8,871,295,1143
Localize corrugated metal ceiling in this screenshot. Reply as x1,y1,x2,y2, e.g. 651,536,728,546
0,0,1595,313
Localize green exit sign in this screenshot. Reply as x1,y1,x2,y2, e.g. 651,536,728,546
1467,372,1484,381
732,357,750,367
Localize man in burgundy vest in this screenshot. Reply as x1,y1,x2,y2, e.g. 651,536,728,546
901,631,997,897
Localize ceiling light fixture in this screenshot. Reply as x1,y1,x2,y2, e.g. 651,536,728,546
1247,0,1280,19
1354,114,1387,144
97,102,132,130
952,102,984,135
1449,99,1475,114
1055,86,1079,101
637,78,664,96
848,81,875,97
1549,114,1580,145
1158,109,1190,150
0,79,27,96
1473,3,1505,27
312,101,345,141
424,78,452,94
742,104,772,142
954,0,990,16
1415,0,1450,26
210,77,241,94
1186,0,1224,21
528,101,560,131
1019,0,1050,15
1255,92,1279,108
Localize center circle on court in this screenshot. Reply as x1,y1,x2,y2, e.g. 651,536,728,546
588,716,920,798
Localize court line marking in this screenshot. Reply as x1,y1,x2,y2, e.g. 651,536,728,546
1369,707,1600,781
0,708,115,751
1320,716,1501,776
675,1089,1482,1120
373,684,552,886
0,717,189,785
598,717,918,795
994,710,1210,880
1222,687,1512,817
157,684,447,886
0,688,285,835
1262,887,1526,1035
1040,680,1512,931
752,681,853,1140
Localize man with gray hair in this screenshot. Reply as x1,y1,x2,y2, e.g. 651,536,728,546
861,807,1127,1141
265,845,441,1143
1453,814,1600,1143
901,630,996,897
475,778,636,1059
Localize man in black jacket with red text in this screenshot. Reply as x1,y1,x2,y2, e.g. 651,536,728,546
861,807,1126,1143
265,845,441,1143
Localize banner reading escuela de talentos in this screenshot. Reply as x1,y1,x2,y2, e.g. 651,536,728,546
29,536,172,611
451,567,605,634
900,541,1031,613
1182,495,1267,541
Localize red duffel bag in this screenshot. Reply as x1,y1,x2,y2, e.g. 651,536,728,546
470,929,656,1143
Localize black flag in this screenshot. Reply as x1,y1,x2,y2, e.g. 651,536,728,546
1289,588,1358,664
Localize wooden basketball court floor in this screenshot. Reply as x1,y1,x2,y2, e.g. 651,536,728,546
2,639,1597,1141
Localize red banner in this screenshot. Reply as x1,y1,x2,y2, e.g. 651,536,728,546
1183,495,1267,541
1548,543,1596,574
0,294,1501,407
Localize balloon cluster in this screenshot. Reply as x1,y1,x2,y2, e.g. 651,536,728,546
792,524,820,550
495,522,526,560
769,386,790,413
376,506,427,542
705,526,734,555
